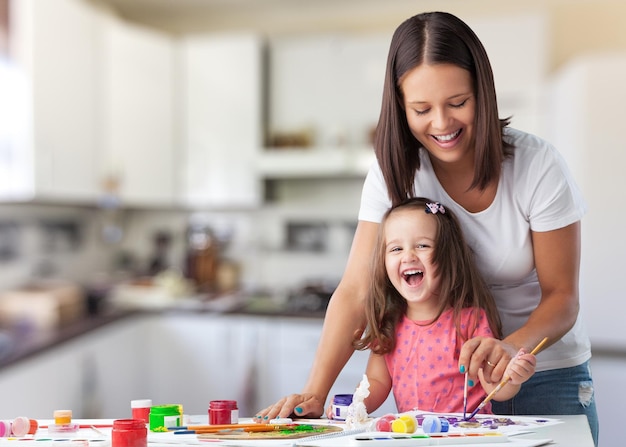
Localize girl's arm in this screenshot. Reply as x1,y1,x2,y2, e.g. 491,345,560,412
255,221,380,421
459,222,581,383
362,353,393,414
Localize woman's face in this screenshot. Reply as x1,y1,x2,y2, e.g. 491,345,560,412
384,207,441,320
400,63,476,167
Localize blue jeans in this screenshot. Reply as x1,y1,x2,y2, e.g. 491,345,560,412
491,360,598,447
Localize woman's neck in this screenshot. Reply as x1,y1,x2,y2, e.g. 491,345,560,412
429,154,497,213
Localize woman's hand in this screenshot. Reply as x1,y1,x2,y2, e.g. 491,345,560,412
459,336,517,384
254,393,325,423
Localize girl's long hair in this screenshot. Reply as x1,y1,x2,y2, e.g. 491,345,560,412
374,11,512,207
354,198,502,354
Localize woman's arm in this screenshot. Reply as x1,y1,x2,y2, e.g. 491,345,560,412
460,222,582,383
255,221,380,421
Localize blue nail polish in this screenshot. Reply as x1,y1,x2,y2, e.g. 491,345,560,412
264,415,269,420
468,380,475,387
460,365,466,373
295,407,303,414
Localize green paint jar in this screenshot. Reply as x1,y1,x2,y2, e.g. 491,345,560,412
149,404,183,432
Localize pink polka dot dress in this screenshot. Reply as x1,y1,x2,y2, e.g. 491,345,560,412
384,307,494,413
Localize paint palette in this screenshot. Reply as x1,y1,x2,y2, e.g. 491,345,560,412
351,432,508,446
196,423,344,440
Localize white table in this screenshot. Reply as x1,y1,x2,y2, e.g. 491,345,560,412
511,414,594,446
22,415,594,447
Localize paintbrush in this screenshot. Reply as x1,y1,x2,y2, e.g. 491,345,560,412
170,423,273,431
464,336,549,421
173,424,293,434
463,371,469,420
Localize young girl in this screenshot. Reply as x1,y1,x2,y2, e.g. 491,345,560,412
350,198,536,414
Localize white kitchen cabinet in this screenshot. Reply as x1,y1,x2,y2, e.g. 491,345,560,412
260,317,396,417
260,33,388,179
0,312,396,421
2,0,101,203
0,317,148,419
100,16,176,207
181,34,263,208
145,313,265,416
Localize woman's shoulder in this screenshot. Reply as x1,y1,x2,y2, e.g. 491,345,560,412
503,127,563,168
503,127,553,152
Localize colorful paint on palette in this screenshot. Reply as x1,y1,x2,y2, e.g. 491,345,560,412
352,431,507,446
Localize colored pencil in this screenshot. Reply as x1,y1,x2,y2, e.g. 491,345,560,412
464,337,549,420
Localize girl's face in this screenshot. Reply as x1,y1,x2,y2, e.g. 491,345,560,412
400,63,476,167
384,207,441,320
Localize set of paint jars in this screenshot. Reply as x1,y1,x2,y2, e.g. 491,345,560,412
375,414,450,434
112,419,147,447
0,417,38,437
208,400,238,425
376,414,418,433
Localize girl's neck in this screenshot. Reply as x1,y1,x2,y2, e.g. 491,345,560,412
406,302,450,322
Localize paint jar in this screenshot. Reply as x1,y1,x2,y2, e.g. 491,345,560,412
54,410,73,425
47,410,80,434
208,400,238,425
421,415,450,434
131,399,152,424
11,417,37,436
331,394,353,421
149,404,182,432
111,419,147,447
0,421,11,437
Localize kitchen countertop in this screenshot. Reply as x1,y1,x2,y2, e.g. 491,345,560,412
0,293,326,371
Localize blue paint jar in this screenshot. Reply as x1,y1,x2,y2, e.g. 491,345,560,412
331,394,353,421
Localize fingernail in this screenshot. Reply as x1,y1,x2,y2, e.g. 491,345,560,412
263,415,269,420
468,380,475,387
255,415,261,419
295,407,303,414
460,365,466,373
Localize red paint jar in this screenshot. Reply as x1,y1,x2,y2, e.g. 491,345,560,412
209,400,238,425
112,419,147,447
131,399,152,424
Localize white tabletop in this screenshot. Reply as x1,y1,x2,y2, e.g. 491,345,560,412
20,415,594,447
510,414,594,446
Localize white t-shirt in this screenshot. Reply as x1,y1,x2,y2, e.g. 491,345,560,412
358,127,591,371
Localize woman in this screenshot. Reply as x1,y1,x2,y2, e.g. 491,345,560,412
255,11,598,446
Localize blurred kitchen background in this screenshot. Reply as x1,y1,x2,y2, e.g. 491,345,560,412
0,1,624,445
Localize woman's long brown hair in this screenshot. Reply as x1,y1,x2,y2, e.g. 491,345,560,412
374,11,512,207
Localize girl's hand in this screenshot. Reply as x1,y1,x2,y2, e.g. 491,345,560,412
325,398,335,420
505,349,537,385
